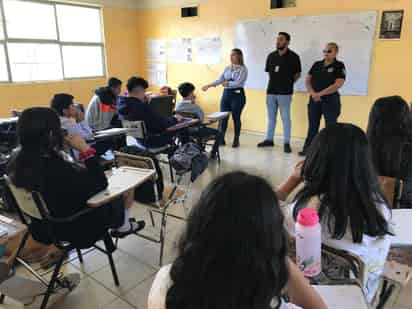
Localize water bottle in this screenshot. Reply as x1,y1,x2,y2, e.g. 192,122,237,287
295,208,322,278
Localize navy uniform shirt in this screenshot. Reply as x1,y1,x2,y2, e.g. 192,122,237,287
309,60,346,94
265,49,302,95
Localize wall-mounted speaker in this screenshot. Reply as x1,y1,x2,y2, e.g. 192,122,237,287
181,6,198,18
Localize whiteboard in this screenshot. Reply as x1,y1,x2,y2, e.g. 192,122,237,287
235,11,377,96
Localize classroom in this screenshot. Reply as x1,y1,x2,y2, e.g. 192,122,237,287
0,0,411,308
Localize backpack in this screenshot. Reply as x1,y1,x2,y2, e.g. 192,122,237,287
170,142,208,181
119,146,164,203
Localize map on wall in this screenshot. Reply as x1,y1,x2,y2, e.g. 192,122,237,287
193,37,222,65
168,38,192,64
235,11,378,96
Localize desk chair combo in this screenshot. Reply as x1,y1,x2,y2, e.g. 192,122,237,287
114,151,195,266
175,111,222,164
2,176,122,309
122,120,177,182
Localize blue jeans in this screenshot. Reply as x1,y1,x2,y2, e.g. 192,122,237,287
219,88,246,139
303,93,341,150
265,94,292,144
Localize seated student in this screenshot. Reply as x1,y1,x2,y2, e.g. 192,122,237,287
148,171,327,309
367,96,412,208
51,93,114,157
281,123,392,304
175,82,221,159
7,107,145,249
86,77,122,131
51,93,93,140
118,77,182,148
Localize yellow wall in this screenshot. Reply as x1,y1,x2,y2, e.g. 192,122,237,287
0,7,140,116
136,0,412,138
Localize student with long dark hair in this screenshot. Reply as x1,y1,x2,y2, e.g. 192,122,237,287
367,96,412,207
7,107,144,248
149,172,326,309
202,48,248,148
284,123,392,303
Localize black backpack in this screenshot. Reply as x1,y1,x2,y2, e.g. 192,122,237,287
119,146,164,203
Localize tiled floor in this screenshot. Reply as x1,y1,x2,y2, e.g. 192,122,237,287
1,133,411,308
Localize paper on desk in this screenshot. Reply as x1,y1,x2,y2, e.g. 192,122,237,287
207,111,230,120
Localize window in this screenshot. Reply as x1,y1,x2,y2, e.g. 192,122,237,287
0,0,105,83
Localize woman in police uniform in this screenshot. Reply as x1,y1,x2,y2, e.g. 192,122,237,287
299,42,346,156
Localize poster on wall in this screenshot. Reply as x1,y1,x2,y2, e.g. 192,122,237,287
147,62,167,86
193,37,222,64
146,39,167,62
379,10,404,40
168,38,192,64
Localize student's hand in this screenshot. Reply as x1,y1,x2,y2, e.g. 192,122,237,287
65,134,90,153
311,92,321,102
201,85,210,92
174,114,184,121
75,110,85,123
291,160,304,182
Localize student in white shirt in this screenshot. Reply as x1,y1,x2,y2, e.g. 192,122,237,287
50,94,111,156
281,123,392,304
149,172,327,309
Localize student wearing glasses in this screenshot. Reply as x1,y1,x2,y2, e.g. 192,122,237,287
299,43,346,156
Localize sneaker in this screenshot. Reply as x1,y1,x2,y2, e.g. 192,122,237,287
257,140,274,148
284,143,292,153
111,219,146,239
298,150,306,157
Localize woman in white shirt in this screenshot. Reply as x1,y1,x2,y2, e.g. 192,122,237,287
149,172,327,309
202,49,248,148
281,123,392,304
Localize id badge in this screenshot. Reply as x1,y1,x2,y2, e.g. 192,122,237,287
235,90,241,94
275,65,280,73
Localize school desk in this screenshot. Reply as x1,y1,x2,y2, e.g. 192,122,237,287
314,284,368,309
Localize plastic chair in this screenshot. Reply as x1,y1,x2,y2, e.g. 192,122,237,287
3,175,121,309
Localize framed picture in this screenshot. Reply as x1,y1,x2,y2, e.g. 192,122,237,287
380,10,404,40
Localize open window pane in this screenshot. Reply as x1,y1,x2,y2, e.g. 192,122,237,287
56,5,103,43
62,45,104,78
8,43,63,82
3,0,57,40
0,44,8,81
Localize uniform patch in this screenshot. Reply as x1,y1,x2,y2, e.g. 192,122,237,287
328,67,334,73
275,65,280,72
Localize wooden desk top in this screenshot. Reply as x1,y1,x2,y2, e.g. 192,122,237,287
314,285,368,309
207,111,230,122
87,166,156,207
94,128,130,139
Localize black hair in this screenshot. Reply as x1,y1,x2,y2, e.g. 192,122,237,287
178,82,195,98
367,96,412,179
50,93,74,116
166,171,288,309
108,77,122,88
126,76,149,93
294,123,391,243
8,107,64,190
278,32,291,42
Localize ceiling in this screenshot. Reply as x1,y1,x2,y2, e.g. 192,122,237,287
64,0,206,9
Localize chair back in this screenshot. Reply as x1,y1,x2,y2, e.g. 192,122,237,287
175,111,199,119
114,151,157,180
379,176,403,209
122,120,147,140
4,175,49,222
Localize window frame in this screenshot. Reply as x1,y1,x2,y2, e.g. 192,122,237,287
0,0,106,83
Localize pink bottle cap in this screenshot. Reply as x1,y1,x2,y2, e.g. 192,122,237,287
297,208,319,226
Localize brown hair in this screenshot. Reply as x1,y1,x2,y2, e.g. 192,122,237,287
327,42,339,52
231,48,244,66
